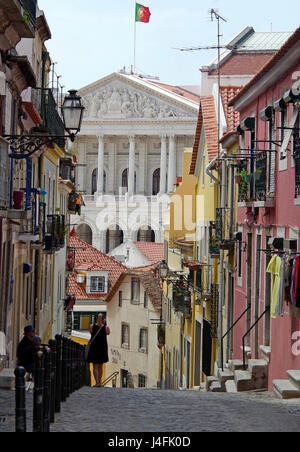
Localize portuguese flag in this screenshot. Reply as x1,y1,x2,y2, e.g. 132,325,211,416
135,3,151,23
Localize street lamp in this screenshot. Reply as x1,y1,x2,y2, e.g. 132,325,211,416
61,89,85,142
4,89,85,159
158,259,168,279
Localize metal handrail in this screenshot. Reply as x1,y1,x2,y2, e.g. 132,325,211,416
102,371,119,387
221,304,251,371
242,306,270,369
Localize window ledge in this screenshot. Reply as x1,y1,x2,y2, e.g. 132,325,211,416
253,199,275,208
294,198,300,206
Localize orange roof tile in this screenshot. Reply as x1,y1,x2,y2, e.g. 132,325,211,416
220,86,242,133
67,234,127,300
134,241,164,266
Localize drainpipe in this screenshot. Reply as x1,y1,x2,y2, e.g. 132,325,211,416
218,153,226,369
205,155,219,184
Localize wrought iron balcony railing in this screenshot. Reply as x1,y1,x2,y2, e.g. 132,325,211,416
31,87,65,148
20,0,37,27
44,214,66,253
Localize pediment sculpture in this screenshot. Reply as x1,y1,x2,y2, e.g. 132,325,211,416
82,84,195,120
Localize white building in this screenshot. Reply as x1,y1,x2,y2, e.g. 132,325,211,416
72,72,199,252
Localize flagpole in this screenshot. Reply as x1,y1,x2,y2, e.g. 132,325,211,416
133,1,137,74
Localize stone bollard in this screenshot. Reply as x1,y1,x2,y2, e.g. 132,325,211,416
33,350,44,432
55,335,62,413
14,367,26,433
43,347,51,432
48,339,57,423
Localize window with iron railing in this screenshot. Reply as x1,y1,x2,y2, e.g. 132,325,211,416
31,87,65,148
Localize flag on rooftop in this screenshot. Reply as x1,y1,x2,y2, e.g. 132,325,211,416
135,3,151,23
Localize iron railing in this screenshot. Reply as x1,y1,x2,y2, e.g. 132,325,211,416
31,87,65,148
221,304,251,371
242,306,270,369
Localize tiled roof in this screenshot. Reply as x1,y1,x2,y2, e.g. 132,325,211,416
106,269,162,313
134,241,164,266
151,81,200,104
229,27,300,107
220,86,242,133
201,95,219,162
67,235,127,300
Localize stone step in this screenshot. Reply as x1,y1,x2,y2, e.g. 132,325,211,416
259,345,271,363
205,376,219,392
228,359,245,372
217,369,235,391
235,370,256,392
273,379,300,400
225,379,237,393
0,368,15,390
287,370,300,390
247,359,268,389
209,381,224,392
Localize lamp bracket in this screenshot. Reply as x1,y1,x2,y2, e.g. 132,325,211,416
4,134,69,159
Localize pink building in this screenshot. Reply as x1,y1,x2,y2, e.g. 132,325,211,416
230,28,300,393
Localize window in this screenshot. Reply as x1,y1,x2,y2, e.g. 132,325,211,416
131,278,140,304
139,328,148,353
90,276,106,293
118,291,123,307
152,168,160,195
138,374,146,388
143,291,148,308
121,323,129,349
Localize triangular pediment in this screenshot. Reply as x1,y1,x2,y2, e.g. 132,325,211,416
79,72,199,121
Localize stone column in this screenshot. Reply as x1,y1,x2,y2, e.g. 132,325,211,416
97,133,104,195
128,135,135,195
168,135,176,193
160,134,167,194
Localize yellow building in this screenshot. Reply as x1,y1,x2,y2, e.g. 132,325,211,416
163,148,198,389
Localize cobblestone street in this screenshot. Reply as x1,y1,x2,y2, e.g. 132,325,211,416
1,387,300,433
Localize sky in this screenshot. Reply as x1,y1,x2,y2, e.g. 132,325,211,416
37,0,300,91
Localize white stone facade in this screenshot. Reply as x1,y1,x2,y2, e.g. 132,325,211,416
72,72,199,253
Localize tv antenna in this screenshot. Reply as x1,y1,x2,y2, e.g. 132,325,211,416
174,9,228,162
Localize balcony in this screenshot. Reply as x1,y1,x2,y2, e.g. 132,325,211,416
32,87,65,148
44,214,66,253
18,188,40,241
0,0,37,50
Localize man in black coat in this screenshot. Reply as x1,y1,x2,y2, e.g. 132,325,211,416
16,325,36,373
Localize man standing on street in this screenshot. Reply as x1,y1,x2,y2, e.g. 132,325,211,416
16,326,36,374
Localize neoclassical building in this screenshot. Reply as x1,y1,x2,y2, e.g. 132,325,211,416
72,72,199,252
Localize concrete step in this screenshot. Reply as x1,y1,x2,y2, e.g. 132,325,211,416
0,368,15,390
259,345,271,363
287,370,300,390
217,369,235,391
209,381,224,392
247,359,268,390
228,359,245,372
235,370,256,392
205,376,219,392
225,379,238,393
273,379,300,400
